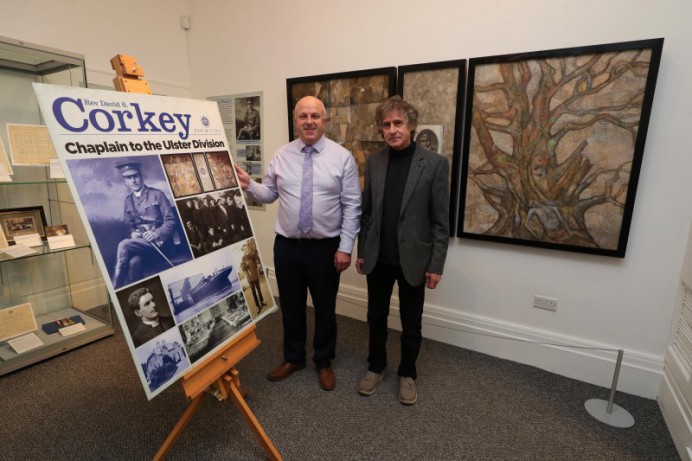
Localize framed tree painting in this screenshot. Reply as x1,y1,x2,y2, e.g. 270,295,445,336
286,67,397,188
458,38,664,257
398,59,466,235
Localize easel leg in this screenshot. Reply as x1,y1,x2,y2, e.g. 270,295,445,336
153,392,205,461
223,374,282,461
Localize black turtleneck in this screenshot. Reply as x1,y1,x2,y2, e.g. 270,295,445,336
378,141,416,265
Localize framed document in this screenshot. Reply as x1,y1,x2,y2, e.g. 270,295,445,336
0,303,38,342
6,124,58,165
0,135,13,175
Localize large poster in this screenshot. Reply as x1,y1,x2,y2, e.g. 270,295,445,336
33,84,276,399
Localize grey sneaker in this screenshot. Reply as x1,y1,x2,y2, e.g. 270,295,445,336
358,371,384,396
399,377,417,405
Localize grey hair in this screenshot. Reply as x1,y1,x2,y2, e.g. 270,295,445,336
375,95,419,132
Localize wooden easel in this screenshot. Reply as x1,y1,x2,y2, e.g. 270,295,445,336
111,55,281,461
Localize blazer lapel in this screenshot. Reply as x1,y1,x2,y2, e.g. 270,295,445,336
400,148,425,216
372,151,388,211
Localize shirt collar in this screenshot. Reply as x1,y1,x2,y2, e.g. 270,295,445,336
300,136,326,154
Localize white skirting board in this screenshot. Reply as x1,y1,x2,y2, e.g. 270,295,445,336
659,366,692,460
265,270,664,399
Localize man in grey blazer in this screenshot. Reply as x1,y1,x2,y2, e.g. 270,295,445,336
355,96,450,405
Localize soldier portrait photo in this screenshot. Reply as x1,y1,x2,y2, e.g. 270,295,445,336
66,155,193,289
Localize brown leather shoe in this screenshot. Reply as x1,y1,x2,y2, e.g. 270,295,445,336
266,362,306,381
318,367,336,390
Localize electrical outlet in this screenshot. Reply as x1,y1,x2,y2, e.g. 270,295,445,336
533,295,558,311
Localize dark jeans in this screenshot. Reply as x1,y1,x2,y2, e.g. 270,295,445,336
273,235,341,369
366,262,425,379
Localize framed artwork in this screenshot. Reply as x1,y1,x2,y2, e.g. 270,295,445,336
192,152,215,192
287,67,397,188
206,151,238,190
0,206,48,244
161,153,202,198
458,38,664,258
398,60,467,235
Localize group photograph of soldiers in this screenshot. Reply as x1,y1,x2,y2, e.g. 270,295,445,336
175,188,252,258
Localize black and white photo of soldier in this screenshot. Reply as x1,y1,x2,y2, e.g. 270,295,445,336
135,328,190,392
235,96,261,141
159,248,241,323
178,291,252,363
66,156,193,290
231,238,273,319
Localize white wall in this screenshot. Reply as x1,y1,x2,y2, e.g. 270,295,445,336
1,0,690,400
186,0,692,399
0,0,191,96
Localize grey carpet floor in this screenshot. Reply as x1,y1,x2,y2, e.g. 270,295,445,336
0,308,679,460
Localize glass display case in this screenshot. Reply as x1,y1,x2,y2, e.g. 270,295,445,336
0,36,113,375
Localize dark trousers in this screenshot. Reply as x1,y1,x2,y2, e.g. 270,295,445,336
249,279,264,307
366,262,425,379
273,235,340,369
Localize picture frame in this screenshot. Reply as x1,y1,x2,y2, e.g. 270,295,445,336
458,38,664,258
208,91,266,210
161,153,203,198
287,67,397,188
398,59,467,235
192,152,215,192
0,206,48,244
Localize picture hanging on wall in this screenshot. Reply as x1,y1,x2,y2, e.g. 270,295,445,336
458,38,664,258
397,59,467,235
286,67,397,188
208,92,265,210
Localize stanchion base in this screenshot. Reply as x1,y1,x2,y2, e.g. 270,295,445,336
585,399,634,428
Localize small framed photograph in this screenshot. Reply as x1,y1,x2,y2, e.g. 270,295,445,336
45,224,69,237
0,206,47,244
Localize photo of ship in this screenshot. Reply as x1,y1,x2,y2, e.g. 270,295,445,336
159,250,241,323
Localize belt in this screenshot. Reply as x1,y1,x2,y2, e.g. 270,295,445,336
276,234,339,244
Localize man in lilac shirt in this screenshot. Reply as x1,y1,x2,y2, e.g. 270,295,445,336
235,96,361,391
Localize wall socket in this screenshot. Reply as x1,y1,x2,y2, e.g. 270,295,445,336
533,295,558,311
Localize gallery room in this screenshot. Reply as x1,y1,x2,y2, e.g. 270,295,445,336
0,0,690,459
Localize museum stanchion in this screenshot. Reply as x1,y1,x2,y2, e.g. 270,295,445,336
584,349,635,428
110,55,281,461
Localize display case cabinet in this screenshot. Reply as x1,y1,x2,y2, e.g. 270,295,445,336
0,36,113,376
